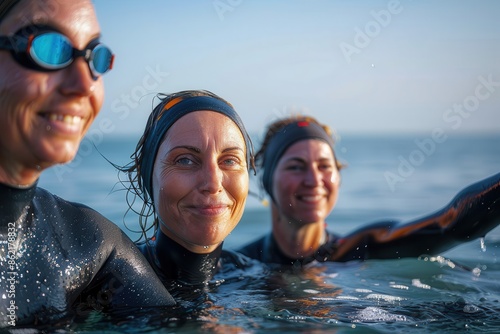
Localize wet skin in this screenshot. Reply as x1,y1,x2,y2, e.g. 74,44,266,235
152,110,249,254
0,0,175,326
0,0,104,186
271,139,340,259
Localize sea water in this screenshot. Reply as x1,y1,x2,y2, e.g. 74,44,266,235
34,133,500,333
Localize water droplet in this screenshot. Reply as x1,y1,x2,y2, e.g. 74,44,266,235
480,237,486,252
203,246,209,249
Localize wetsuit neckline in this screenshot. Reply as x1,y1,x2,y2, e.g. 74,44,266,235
266,231,339,266
154,229,223,285
0,181,37,228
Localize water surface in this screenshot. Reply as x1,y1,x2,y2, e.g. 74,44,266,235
35,134,500,333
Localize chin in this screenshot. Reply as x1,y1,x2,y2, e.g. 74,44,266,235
44,140,82,165
298,214,326,224
194,237,223,246
52,150,80,166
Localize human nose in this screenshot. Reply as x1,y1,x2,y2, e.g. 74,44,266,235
303,166,322,187
59,58,97,96
199,159,223,194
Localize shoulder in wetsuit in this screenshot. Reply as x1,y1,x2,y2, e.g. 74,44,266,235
138,230,257,289
238,172,500,265
0,182,175,327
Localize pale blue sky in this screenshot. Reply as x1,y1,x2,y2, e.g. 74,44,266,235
91,0,500,137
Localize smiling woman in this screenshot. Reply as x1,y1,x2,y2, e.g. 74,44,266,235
238,115,500,265
118,90,256,288
0,5,106,180
153,111,249,254
0,0,174,328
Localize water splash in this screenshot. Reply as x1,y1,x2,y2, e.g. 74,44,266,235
480,237,486,252
351,306,408,323
463,304,480,314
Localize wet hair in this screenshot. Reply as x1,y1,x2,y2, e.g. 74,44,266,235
118,90,255,242
0,0,22,23
257,115,344,202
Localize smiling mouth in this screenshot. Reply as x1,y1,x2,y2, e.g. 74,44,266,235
191,205,230,216
298,195,325,203
42,113,83,126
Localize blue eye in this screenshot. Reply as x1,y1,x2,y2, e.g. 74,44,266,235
176,157,194,165
319,163,333,170
286,165,304,171
222,158,237,166
221,153,246,169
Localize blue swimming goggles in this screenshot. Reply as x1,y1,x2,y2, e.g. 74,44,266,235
0,25,114,79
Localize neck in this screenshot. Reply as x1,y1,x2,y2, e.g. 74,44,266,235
0,159,43,187
271,207,326,260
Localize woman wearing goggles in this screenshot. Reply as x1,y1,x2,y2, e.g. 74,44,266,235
0,0,174,328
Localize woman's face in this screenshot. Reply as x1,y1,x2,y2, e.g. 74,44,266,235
272,139,340,225
152,110,249,254
0,0,104,182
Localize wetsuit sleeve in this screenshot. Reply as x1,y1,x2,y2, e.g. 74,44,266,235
73,208,175,312
333,172,500,262
89,230,176,307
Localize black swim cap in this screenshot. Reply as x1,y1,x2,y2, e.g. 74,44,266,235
140,93,253,199
262,121,336,202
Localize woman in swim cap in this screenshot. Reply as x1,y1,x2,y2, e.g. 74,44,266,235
0,0,174,327
120,90,255,287
238,115,500,265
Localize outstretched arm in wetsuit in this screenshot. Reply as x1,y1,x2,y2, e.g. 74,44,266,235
332,172,500,262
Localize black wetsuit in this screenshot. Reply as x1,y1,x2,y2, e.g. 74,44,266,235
0,182,175,327
139,229,255,288
139,231,223,286
238,172,500,265
238,231,341,266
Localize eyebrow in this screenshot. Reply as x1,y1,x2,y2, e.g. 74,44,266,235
166,145,245,155
283,156,334,164
283,157,306,164
280,158,308,169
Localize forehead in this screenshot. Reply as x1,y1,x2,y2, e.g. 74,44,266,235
0,0,99,44
281,139,334,161
163,110,246,148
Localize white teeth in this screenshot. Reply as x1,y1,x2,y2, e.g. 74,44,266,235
63,115,82,125
46,114,82,125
